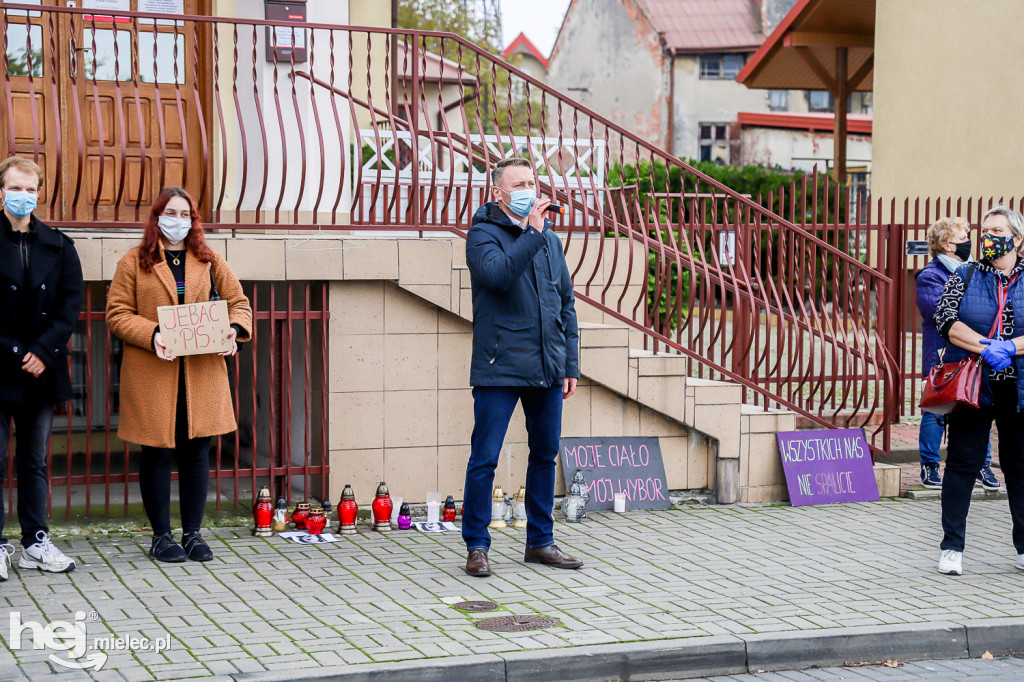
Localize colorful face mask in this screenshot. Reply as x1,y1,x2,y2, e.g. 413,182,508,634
982,233,1016,260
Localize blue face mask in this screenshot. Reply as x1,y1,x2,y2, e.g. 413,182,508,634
497,187,536,218
3,190,37,218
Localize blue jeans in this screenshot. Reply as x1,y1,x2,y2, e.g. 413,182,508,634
0,405,54,547
920,412,992,466
463,385,563,553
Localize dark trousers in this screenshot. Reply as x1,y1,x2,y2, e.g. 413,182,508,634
139,387,211,536
463,385,563,553
942,380,1024,553
0,405,53,547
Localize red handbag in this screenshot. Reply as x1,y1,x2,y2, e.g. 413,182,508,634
920,263,1002,415
919,355,983,414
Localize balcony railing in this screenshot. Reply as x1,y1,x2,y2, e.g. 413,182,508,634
2,3,900,455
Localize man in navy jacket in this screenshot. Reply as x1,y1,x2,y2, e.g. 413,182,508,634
462,157,582,577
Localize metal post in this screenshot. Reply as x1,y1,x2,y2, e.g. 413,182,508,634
409,36,421,227
834,47,848,187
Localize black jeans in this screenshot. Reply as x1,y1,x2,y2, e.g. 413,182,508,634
942,380,1024,553
0,404,54,547
139,386,211,536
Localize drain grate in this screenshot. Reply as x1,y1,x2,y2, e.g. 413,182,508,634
474,615,561,632
451,600,499,612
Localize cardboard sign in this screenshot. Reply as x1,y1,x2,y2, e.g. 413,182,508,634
157,300,232,356
560,437,670,511
776,428,879,506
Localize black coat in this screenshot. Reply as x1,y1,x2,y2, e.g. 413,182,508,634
466,202,579,387
0,213,83,409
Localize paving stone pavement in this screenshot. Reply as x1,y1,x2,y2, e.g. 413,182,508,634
1,498,1023,680
682,655,1024,681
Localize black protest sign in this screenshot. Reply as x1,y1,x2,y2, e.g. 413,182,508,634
560,437,671,511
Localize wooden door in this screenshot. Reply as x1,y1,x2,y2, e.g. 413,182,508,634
0,1,63,222
1,0,210,223
68,0,208,222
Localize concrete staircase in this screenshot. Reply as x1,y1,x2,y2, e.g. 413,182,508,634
401,244,802,504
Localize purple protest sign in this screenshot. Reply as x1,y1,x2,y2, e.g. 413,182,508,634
775,428,879,506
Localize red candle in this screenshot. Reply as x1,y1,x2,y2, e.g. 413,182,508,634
253,486,273,537
292,501,310,530
443,495,457,522
338,484,359,535
305,506,327,535
371,482,393,532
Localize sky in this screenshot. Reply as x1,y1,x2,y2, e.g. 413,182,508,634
501,0,571,57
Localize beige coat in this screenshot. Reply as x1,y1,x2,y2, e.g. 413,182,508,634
106,245,253,448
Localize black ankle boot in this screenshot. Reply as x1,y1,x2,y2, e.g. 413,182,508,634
182,531,213,562
150,532,187,563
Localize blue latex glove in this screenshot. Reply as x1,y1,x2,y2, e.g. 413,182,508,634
980,338,1017,370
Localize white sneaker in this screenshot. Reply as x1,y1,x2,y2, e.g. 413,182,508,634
0,543,14,581
1016,553,1024,571
18,531,75,574
938,549,963,575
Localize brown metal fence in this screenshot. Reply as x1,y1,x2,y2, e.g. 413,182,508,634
1,3,902,465
4,281,329,518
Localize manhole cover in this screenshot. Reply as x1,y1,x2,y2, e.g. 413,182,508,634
474,615,561,632
451,600,499,612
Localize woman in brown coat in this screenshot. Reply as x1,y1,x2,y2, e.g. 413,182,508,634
106,187,252,563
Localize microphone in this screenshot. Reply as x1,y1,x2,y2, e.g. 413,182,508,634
530,198,566,215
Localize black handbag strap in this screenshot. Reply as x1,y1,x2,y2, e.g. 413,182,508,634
209,265,221,301
963,261,977,288
938,262,981,364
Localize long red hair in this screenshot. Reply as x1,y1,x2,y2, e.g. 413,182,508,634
137,186,215,272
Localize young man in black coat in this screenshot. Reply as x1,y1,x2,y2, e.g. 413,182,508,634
462,157,582,577
0,156,83,580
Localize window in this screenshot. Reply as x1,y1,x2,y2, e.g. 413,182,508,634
769,89,788,111
847,168,870,226
81,27,185,84
808,90,833,112
4,23,43,77
699,123,730,164
700,53,746,79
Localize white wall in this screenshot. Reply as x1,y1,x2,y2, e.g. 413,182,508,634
671,55,769,160
215,1,354,222
739,126,872,173
547,0,667,148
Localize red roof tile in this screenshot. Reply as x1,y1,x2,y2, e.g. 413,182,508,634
637,0,764,53
502,32,550,69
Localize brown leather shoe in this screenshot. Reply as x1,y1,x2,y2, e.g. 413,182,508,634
523,544,583,569
465,549,492,577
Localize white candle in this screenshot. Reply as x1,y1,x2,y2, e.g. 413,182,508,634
426,492,442,523
613,493,626,513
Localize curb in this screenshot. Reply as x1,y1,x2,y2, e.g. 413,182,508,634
232,618,1024,681
744,622,966,672
903,487,1009,501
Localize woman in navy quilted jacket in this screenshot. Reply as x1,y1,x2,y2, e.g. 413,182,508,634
916,217,997,490
933,205,1024,576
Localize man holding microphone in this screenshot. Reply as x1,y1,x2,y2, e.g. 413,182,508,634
462,157,582,577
